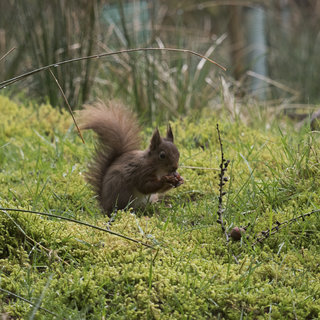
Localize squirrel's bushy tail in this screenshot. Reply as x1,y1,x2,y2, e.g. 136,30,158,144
78,101,141,198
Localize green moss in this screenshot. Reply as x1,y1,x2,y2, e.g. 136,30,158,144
0,96,320,319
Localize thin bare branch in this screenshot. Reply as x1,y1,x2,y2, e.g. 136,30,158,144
0,288,59,318
3,209,69,265
184,0,260,12
0,207,155,249
247,70,299,96
0,47,16,63
48,68,85,144
0,47,226,89
252,209,320,246
180,165,220,171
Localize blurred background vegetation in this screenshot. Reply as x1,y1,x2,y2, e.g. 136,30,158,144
0,0,319,121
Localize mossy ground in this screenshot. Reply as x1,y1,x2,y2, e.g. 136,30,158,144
0,95,319,319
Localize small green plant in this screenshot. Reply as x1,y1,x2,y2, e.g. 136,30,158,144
215,123,230,241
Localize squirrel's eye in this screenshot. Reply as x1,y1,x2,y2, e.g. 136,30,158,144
159,151,166,160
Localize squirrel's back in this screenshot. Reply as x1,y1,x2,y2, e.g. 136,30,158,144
78,101,141,200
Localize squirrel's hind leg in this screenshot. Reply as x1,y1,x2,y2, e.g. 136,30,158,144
100,175,133,214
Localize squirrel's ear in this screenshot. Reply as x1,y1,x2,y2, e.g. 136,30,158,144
166,124,174,143
150,128,161,150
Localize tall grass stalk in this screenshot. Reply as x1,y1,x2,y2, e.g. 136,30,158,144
1,0,101,108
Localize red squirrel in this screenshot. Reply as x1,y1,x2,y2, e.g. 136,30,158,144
78,101,183,215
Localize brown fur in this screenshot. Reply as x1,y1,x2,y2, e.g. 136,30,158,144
78,101,181,215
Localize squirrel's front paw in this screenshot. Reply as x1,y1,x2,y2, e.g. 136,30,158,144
172,172,184,187
162,172,184,188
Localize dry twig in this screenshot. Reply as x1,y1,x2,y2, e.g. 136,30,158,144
180,165,219,171
48,68,85,143
0,287,60,318
3,209,69,266
0,207,155,249
252,209,320,246
0,47,16,63
0,47,226,90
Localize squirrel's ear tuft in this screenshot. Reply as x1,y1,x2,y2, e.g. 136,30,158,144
166,124,174,143
150,128,161,150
